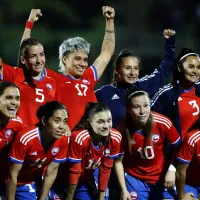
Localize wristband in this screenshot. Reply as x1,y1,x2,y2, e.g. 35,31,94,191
168,164,176,172
26,21,34,29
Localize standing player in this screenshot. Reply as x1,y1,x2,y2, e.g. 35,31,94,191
0,38,58,126
15,6,115,130
151,48,200,139
59,102,122,200
95,29,176,129
0,82,26,199
7,101,70,200
115,89,180,200
176,128,200,200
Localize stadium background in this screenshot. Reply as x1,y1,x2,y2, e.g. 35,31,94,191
1,0,200,88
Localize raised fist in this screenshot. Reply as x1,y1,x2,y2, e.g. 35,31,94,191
28,9,42,23
163,29,176,39
102,6,115,19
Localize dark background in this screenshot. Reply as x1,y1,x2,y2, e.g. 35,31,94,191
1,0,200,88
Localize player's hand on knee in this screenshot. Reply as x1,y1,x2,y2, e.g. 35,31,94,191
181,192,195,200
102,6,115,19
28,9,42,23
164,170,175,188
163,29,176,39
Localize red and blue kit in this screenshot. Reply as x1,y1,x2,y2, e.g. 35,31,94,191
177,128,200,187
9,126,68,185
1,64,58,126
0,117,25,182
121,112,180,184
178,87,200,139
67,128,122,191
46,66,98,130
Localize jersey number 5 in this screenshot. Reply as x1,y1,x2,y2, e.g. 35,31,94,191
75,84,88,96
137,146,155,159
35,89,44,103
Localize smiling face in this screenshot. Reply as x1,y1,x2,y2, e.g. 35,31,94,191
21,44,46,76
90,110,112,137
46,109,69,139
116,56,140,84
179,56,200,86
63,50,88,79
127,94,151,129
0,86,20,119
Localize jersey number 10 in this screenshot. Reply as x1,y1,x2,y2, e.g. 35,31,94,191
137,146,155,159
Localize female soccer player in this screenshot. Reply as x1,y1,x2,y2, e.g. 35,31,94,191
0,82,25,199
0,38,58,126
63,102,122,200
151,48,200,139
14,6,115,130
7,101,70,200
115,89,180,200
176,127,200,200
95,29,176,129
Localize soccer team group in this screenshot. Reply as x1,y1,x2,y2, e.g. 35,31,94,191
0,5,200,200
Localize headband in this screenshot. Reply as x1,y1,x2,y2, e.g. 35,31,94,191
178,53,199,63
127,91,148,101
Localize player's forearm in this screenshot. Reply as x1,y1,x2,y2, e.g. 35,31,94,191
7,177,17,200
21,27,32,44
39,172,57,200
65,184,77,200
176,169,186,200
114,158,127,193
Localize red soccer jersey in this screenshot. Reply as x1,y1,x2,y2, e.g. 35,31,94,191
0,117,26,181
177,129,200,187
67,128,122,190
121,112,180,184
1,64,58,126
46,66,98,130
178,87,200,139
9,126,68,185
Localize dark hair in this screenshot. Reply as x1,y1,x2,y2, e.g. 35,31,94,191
36,101,68,128
73,102,111,131
123,88,153,152
0,82,20,96
173,48,199,84
113,49,142,82
18,38,43,88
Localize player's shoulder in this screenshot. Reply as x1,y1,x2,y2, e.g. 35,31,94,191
152,111,172,129
95,83,116,94
110,128,122,144
71,129,90,145
184,128,200,147
16,126,39,145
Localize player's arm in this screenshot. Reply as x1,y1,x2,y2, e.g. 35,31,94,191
20,9,42,44
114,156,131,200
39,161,59,200
176,163,193,200
93,6,115,79
7,163,23,200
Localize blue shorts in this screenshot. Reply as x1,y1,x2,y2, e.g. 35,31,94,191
125,173,175,200
15,184,37,200
184,184,200,198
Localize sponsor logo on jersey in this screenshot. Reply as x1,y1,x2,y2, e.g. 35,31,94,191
130,190,138,199
152,134,160,142
52,147,59,155
31,151,37,156
5,129,12,138
111,94,120,100
103,148,110,156
130,139,135,144
46,83,53,90
82,79,90,85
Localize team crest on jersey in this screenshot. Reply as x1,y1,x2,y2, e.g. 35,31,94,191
130,139,136,144
46,83,53,91
103,148,110,156
152,134,160,143
82,79,90,85
5,129,13,138
130,190,138,199
52,147,59,155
